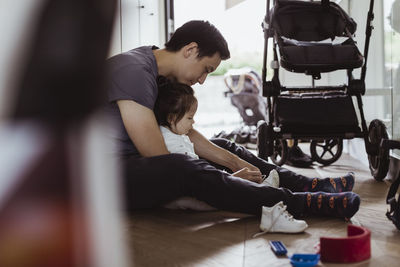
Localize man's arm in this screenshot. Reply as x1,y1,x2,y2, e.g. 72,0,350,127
117,100,169,157
188,129,262,177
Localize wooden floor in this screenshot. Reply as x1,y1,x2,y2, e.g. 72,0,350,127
126,149,400,267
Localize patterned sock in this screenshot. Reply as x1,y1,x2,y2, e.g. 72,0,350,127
304,172,355,193
303,191,360,220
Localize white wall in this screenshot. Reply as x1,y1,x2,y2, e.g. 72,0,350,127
109,0,165,57
109,0,122,57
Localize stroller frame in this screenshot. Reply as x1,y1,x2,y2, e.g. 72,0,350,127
257,0,389,179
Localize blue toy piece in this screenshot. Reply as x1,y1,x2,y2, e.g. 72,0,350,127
269,240,288,256
289,254,320,267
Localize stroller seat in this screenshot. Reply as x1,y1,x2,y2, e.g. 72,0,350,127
280,39,363,73
271,0,363,74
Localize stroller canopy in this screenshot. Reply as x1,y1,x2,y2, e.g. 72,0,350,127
271,0,357,41
268,0,364,74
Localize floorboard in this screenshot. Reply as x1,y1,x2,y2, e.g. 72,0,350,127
126,148,400,267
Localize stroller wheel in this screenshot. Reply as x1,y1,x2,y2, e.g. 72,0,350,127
270,139,288,166
310,139,343,166
368,119,389,181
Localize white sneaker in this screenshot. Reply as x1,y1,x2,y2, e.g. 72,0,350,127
262,169,280,188
259,201,308,234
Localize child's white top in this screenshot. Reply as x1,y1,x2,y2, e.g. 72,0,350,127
160,126,199,159
160,126,216,211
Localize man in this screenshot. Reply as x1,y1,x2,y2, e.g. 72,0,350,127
105,20,360,220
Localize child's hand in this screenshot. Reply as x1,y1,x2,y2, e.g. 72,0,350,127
232,167,263,183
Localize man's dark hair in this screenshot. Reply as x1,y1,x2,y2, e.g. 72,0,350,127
154,76,198,128
165,20,230,60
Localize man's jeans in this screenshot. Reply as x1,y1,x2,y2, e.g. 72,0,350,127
123,138,313,216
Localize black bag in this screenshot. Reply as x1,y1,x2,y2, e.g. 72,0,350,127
275,91,360,134
386,173,400,230
383,139,400,230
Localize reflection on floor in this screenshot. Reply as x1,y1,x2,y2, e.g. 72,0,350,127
126,148,400,267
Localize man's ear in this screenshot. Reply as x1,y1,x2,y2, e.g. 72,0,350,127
182,42,198,58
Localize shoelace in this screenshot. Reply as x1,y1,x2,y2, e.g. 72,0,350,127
253,204,287,238
281,206,294,221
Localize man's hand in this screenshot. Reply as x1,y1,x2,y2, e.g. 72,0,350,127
117,100,169,157
232,167,263,183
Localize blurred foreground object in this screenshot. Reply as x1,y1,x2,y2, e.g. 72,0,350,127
0,0,130,266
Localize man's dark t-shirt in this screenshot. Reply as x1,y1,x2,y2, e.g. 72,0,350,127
105,46,159,158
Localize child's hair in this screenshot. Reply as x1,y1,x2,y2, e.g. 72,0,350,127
154,76,198,128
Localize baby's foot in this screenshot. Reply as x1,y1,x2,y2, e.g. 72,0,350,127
262,169,279,188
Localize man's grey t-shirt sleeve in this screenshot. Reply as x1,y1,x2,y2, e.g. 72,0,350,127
108,63,157,110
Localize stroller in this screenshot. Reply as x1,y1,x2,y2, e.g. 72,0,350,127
257,0,390,180
223,68,267,127
214,68,268,147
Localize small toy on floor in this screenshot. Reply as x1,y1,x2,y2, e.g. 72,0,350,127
269,240,287,256
289,254,320,267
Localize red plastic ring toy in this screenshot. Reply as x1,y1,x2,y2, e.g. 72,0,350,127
318,224,371,263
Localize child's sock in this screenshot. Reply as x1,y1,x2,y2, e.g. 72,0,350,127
304,172,355,193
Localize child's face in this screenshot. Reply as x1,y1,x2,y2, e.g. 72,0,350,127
170,102,197,135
